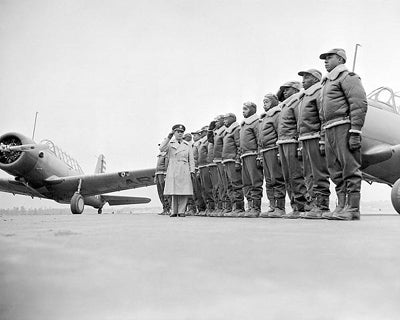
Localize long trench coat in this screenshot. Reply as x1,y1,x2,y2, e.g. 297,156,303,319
160,138,195,195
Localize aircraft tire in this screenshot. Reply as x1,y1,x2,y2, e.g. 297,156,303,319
390,179,400,214
71,192,85,214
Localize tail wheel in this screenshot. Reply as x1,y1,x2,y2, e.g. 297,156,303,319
390,179,400,214
71,192,84,214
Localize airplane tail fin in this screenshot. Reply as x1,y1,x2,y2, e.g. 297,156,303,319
95,154,106,174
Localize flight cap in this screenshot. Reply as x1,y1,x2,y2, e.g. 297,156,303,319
298,69,322,81
319,48,347,62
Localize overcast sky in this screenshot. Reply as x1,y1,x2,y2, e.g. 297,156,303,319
0,0,399,209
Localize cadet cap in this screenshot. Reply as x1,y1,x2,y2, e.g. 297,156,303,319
319,48,347,62
223,113,236,120
298,69,322,81
183,133,192,141
243,101,257,109
172,124,186,132
280,81,302,91
214,114,224,121
191,129,202,135
263,94,279,106
201,125,209,132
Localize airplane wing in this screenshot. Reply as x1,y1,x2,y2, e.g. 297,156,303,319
0,178,45,198
44,168,156,197
101,195,151,206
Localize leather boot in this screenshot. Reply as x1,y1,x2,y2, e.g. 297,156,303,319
222,201,232,215
260,199,273,218
244,199,260,218
269,198,286,218
229,201,245,217
186,204,196,216
332,193,360,220
304,195,330,219
267,197,275,213
205,201,215,216
324,193,346,219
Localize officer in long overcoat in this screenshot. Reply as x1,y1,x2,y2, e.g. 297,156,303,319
160,124,195,217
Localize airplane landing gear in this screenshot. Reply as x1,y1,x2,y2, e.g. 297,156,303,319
391,178,400,214
98,208,103,214
71,192,84,214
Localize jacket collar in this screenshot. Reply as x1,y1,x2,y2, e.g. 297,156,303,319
241,113,259,126
302,82,321,97
199,136,208,143
215,125,226,135
322,64,348,82
266,105,281,117
225,121,239,133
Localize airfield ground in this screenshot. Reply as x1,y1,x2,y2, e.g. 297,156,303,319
1,207,400,320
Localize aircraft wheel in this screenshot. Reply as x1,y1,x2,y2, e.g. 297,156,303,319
98,208,103,214
390,179,400,214
71,192,84,214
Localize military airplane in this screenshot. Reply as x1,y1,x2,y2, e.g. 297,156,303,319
0,132,155,214
361,87,400,214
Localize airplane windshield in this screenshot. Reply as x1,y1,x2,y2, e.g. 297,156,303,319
368,87,400,114
40,139,84,174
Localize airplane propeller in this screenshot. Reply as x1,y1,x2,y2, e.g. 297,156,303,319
0,143,48,153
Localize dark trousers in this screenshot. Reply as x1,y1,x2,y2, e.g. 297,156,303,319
217,162,229,203
279,143,307,211
209,165,219,203
156,174,170,210
192,172,206,210
302,148,315,202
241,155,263,201
199,166,214,204
223,161,244,203
302,138,331,197
261,148,286,200
325,124,362,195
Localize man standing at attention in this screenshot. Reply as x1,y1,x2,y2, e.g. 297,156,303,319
319,48,367,220
240,102,263,217
297,69,331,219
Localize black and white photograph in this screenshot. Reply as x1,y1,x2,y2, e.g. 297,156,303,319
1,0,400,319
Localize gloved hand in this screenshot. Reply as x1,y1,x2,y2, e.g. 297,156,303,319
235,163,241,172
167,131,174,139
191,172,196,181
256,157,263,169
348,133,362,151
153,176,157,184
209,121,217,131
296,148,303,161
277,153,281,165
319,143,326,157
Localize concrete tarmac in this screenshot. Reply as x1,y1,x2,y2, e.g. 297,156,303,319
1,210,400,320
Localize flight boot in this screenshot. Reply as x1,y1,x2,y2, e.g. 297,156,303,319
332,193,360,221
221,201,233,216
304,195,330,219
268,198,286,218
260,199,274,218
185,204,197,216
283,203,302,219
228,201,245,217
205,201,215,216
244,199,261,218
212,201,224,217
324,193,346,219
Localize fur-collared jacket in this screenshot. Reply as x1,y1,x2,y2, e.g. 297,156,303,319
258,106,281,152
277,93,302,144
320,64,367,133
240,113,260,157
297,82,324,141
222,122,241,164
213,126,226,162
197,136,210,168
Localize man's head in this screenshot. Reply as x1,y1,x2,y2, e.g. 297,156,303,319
200,125,209,138
223,113,236,127
242,101,257,118
191,131,201,142
319,48,347,72
214,115,225,129
183,133,192,142
263,94,279,112
172,124,185,141
298,69,322,90
278,81,302,101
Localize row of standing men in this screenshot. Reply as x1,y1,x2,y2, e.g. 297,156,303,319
155,48,368,220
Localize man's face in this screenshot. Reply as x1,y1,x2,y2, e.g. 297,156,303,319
263,99,273,112
242,105,255,118
174,130,184,140
324,54,342,72
302,74,318,90
224,116,234,127
192,133,201,142
215,118,224,129
283,87,298,100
